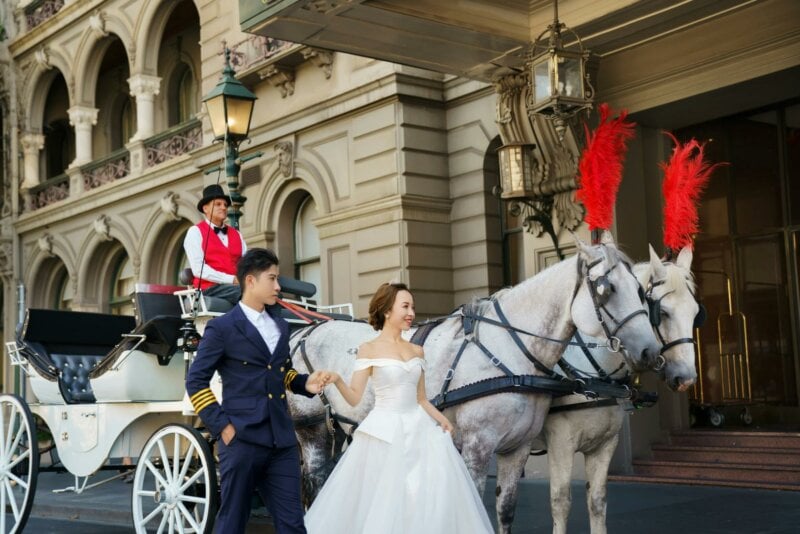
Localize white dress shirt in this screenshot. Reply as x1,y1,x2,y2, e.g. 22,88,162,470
239,302,281,354
183,219,248,284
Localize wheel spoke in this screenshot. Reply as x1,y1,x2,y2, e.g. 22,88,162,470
4,479,21,522
177,502,201,533
157,440,173,484
155,509,170,534
1,472,7,534
173,434,182,483
178,469,204,493
3,405,16,460
7,448,31,471
174,508,187,534
7,424,27,463
0,405,6,459
167,506,175,533
141,502,168,526
178,494,207,504
135,490,157,498
176,443,196,484
145,460,170,489
5,471,28,489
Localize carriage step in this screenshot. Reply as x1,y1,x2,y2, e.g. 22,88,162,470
667,430,800,449
627,459,800,486
651,444,800,467
608,473,800,492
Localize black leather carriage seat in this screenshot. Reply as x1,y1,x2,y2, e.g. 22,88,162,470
20,309,136,404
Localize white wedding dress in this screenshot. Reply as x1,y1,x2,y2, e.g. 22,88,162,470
304,357,493,534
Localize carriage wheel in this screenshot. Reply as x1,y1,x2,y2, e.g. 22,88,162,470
132,424,217,534
0,394,39,534
708,408,725,427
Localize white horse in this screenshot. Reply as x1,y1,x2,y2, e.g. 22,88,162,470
289,233,661,533
540,246,699,534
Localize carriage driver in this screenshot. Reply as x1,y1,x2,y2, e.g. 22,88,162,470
186,248,330,534
183,184,247,305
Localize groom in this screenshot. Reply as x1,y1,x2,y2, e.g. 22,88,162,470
186,248,328,533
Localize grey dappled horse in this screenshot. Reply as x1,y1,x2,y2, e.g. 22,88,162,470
540,246,699,534
289,233,661,533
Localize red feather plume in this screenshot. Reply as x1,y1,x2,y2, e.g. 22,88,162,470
661,132,726,251
576,103,636,233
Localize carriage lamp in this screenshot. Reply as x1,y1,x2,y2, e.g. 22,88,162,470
526,0,594,141
497,143,536,199
203,47,258,229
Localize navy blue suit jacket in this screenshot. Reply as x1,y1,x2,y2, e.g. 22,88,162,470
186,304,314,448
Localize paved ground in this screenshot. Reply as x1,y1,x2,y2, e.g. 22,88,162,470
11,471,800,533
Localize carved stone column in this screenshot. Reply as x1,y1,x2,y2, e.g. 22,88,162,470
20,132,44,190
68,105,98,166
128,74,161,141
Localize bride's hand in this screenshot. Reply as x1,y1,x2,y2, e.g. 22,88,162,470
440,418,454,433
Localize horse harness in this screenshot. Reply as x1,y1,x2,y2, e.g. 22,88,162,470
428,254,647,411
645,274,707,368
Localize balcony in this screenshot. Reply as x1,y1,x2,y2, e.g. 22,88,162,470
144,119,202,168
28,173,68,211
23,0,65,30
82,148,130,191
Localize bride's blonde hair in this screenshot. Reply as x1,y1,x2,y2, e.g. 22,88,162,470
368,282,410,331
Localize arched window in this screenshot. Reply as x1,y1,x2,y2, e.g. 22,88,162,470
109,253,135,315
168,62,197,127
54,266,73,310
120,97,136,148
294,195,321,300
44,118,74,178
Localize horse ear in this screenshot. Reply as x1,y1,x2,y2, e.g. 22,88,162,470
600,230,616,247
573,232,594,261
675,246,693,271
649,244,667,279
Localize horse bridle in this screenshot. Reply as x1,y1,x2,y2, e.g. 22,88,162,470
645,277,707,368
582,256,649,354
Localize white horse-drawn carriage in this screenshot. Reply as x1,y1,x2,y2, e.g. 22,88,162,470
2,276,351,534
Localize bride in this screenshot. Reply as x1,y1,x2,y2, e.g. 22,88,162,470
304,282,493,534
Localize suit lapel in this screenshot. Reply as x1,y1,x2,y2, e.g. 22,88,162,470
232,305,271,360
267,307,289,363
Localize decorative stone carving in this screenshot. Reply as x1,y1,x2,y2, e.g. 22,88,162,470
160,192,180,221
93,215,112,241
34,47,51,70
128,74,161,140
0,239,14,280
20,133,45,190
259,65,295,98
493,72,585,233
274,141,293,178
38,234,53,256
68,106,99,165
88,11,107,37
301,48,335,79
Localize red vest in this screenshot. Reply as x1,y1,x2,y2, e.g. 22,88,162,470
192,221,243,289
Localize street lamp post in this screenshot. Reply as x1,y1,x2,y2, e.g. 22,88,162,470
202,47,258,229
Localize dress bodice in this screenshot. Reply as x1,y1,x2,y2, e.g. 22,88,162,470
353,358,425,413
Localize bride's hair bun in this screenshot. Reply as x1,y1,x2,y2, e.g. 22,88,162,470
368,282,410,330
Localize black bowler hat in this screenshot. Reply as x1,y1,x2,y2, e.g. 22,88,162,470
197,184,231,212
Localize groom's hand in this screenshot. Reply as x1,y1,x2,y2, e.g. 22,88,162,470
305,370,328,394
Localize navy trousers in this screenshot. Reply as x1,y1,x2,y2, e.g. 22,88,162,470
215,438,307,534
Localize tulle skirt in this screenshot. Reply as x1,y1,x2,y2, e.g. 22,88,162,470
304,406,493,534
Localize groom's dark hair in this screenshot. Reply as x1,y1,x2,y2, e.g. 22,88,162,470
236,248,279,291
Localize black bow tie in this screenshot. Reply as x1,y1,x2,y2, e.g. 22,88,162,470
213,225,228,235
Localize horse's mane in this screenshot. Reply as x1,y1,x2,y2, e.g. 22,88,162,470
634,261,696,295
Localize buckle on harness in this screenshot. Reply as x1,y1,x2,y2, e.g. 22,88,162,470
490,356,502,367
445,369,455,381
607,336,621,353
